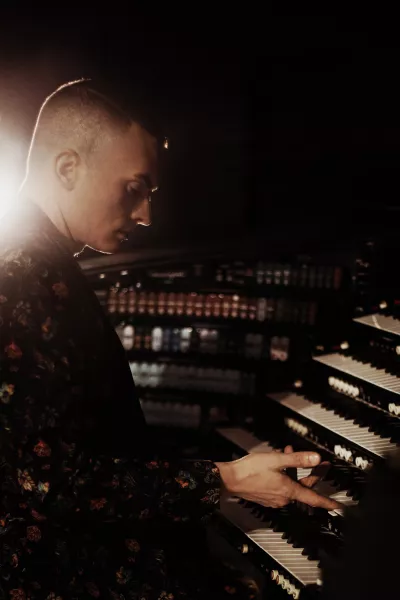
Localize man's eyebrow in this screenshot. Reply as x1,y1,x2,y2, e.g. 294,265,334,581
136,173,158,193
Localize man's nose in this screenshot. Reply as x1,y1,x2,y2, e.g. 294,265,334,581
131,197,151,227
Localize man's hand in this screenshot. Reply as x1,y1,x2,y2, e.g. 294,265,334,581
216,449,340,511
282,444,331,489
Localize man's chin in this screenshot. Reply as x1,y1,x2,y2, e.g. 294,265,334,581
86,237,130,255
85,241,119,255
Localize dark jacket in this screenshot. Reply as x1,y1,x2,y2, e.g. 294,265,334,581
0,201,220,599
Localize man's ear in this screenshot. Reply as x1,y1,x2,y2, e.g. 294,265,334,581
54,150,81,190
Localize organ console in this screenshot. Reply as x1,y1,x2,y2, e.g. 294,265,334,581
210,285,400,596
80,236,392,598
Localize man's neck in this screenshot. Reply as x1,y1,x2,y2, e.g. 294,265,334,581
19,184,84,255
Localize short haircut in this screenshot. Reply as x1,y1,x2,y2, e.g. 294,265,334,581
27,77,164,167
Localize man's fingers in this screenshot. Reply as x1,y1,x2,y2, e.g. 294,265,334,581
299,462,331,489
283,445,298,482
271,450,321,471
290,481,341,510
274,446,293,454
300,474,324,489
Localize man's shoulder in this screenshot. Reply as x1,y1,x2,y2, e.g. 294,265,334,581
0,203,62,273
0,212,67,278
0,240,53,280
0,233,69,307
0,242,36,267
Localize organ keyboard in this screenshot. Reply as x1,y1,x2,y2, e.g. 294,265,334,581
353,313,400,371
219,497,322,598
215,422,358,598
213,311,400,597
354,312,400,338
313,352,400,416
267,391,398,467
215,426,276,455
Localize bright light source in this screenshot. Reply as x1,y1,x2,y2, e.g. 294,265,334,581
163,137,169,150
0,127,25,219
0,167,19,219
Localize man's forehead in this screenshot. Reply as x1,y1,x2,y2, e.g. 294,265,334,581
123,123,159,186
127,122,158,152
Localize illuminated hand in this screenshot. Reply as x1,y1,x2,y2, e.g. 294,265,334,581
216,448,340,510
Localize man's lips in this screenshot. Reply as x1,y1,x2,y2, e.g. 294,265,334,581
116,230,130,241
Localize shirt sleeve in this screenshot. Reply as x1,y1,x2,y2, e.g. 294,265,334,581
0,250,221,538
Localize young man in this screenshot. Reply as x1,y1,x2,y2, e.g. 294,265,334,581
0,79,338,598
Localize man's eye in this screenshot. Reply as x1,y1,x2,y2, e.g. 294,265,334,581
127,184,141,197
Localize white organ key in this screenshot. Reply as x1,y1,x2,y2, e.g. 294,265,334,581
314,353,400,395
216,427,275,454
296,476,356,517
270,392,397,459
297,467,313,479
220,497,321,586
354,313,400,336
330,490,357,507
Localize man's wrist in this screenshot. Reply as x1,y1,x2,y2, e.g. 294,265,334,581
215,460,237,494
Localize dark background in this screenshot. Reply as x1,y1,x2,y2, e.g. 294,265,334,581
1,10,400,253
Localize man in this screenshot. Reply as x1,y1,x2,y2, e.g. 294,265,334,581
0,78,338,599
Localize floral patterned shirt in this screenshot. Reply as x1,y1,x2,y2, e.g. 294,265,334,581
0,202,222,599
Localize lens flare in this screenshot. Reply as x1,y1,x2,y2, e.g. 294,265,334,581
0,167,19,219
0,127,24,219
